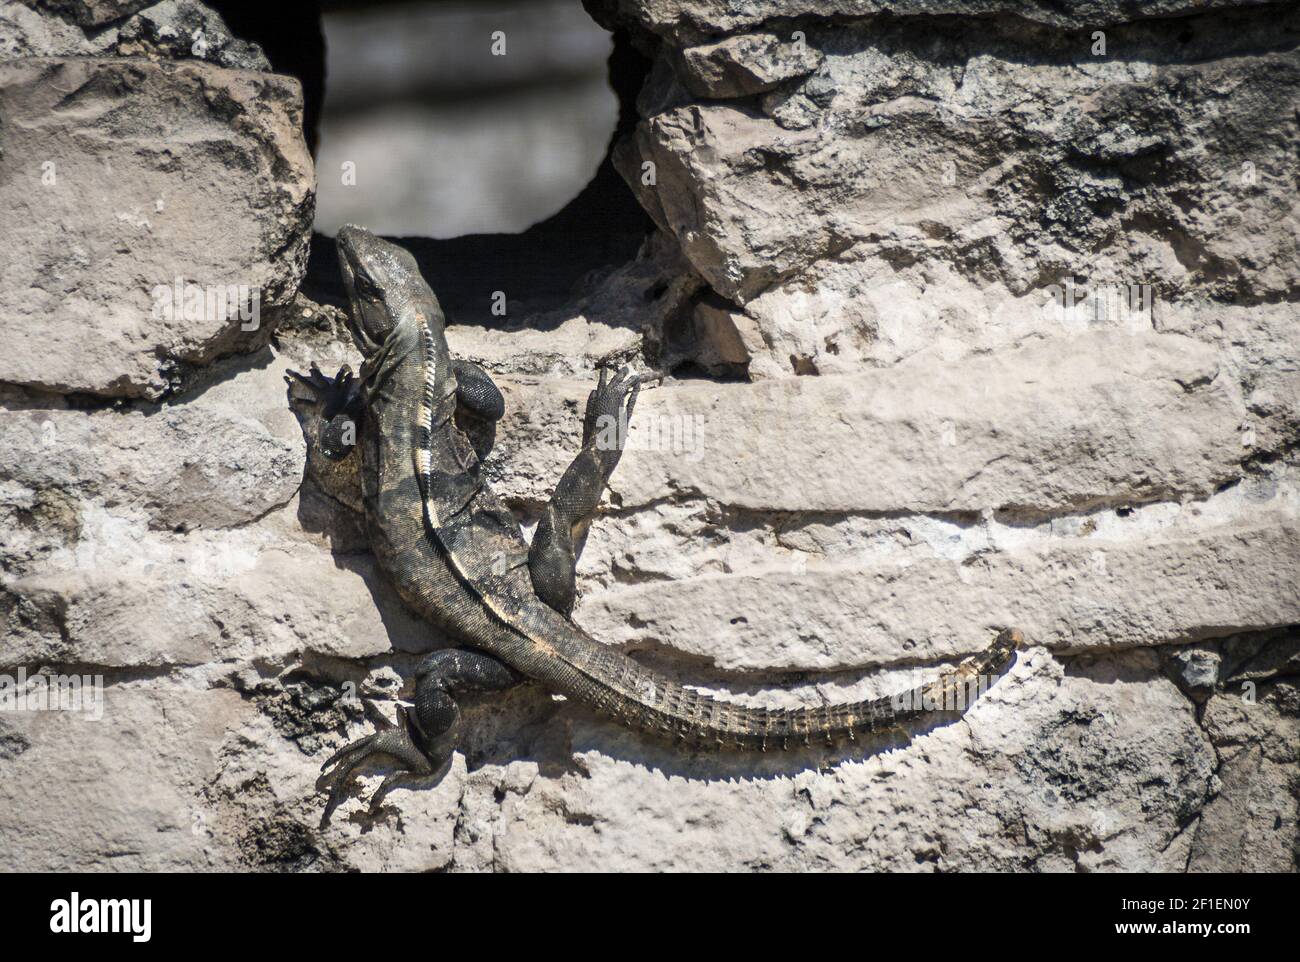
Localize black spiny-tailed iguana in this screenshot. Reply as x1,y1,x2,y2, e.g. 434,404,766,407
287,225,1022,827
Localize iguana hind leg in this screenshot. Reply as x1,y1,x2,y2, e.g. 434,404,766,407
317,648,520,827
529,366,640,616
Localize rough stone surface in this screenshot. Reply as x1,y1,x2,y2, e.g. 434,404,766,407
0,56,312,398
615,6,1299,384
626,330,1245,514
1187,668,1299,872
1,0,1296,872
2,1,271,68
676,32,823,98
588,0,1277,42
21,1,155,29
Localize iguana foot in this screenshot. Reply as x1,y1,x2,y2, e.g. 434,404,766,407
316,649,519,828
529,366,642,615
583,364,641,451
285,362,363,460
316,701,441,828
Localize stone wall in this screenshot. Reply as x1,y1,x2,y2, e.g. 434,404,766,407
0,0,1295,871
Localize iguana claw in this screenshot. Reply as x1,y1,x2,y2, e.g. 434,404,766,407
286,363,364,462
286,362,358,418
315,703,437,828
583,364,641,450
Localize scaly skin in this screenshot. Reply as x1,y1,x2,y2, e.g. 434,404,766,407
290,226,1022,823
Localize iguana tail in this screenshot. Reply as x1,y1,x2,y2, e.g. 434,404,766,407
542,626,1023,751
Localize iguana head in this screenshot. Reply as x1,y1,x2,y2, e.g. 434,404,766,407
336,224,444,357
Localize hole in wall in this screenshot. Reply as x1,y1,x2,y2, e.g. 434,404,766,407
298,0,655,327
205,0,656,329
314,0,618,239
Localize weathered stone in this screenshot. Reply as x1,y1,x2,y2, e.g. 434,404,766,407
0,354,304,546
590,0,1275,42
691,294,752,370
114,1,271,69
0,687,252,871
1167,644,1223,696
0,57,312,398
0,537,430,671
1224,629,1300,683
2,1,270,68
445,647,1215,871
493,330,1245,514
622,13,1299,308
1189,681,1300,872
21,0,154,29
1,0,1295,873
676,32,823,98
1,2,115,59
580,509,1300,670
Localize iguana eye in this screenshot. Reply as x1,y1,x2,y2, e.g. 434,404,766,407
355,274,381,299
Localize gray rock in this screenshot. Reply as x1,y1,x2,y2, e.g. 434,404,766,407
592,0,1273,42
411,647,1215,871
617,11,1299,312
0,355,303,548
0,687,253,871
494,329,1245,514
114,1,271,69
691,294,752,370
1167,645,1223,696
580,509,1300,671
0,57,312,398
676,32,824,98
21,1,155,28
0,3,116,59
2,1,269,68
1189,681,1300,872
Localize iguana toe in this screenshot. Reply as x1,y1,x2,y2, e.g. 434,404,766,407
287,363,363,462
287,363,360,419
582,364,641,449
316,705,437,828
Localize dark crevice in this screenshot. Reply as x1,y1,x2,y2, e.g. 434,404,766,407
300,24,655,327
207,0,327,154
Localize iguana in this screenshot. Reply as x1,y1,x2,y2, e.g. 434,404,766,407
287,225,1022,827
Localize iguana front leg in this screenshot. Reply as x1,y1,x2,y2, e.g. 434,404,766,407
286,363,367,512
287,358,505,484
529,366,640,616
288,363,364,459
316,648,520,827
